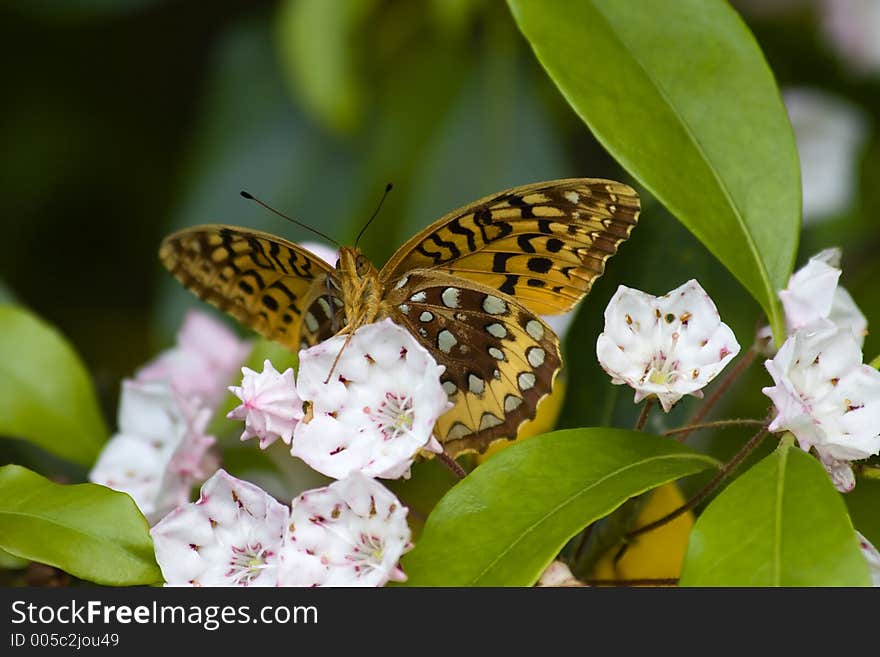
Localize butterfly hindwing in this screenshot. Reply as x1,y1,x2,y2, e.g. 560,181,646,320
159,225,336,349
380,178,639,316
384,270,562,456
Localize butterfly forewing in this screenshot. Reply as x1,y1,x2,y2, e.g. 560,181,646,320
160,178,639,460
380,178,639,316
159,225,336,349
384,270,561,456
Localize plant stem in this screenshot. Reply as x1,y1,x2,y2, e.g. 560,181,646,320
582,577,678,587
676,347,757,442
572,522,595,565
635,398,655,431
437,451,467,479
624,424,770,542
663,418,765,437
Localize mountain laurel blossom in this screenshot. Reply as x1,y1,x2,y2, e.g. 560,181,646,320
763,323,880,491
89,380,217,524
293,318,449,479
137,309,252,409
284,473,411,587
858,532,880,587
151,470,411,587
596,280,741,412
151,469,289,586
782,88,868,224
227,360,302,448
778,248,867,345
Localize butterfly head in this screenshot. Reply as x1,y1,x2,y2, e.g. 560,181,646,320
336,246,378,279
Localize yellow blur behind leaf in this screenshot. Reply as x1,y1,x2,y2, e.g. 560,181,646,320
591,482,693,584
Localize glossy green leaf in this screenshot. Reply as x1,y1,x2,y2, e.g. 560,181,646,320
402,428,718,586
507,0,800,342
276,0,374,134
0,465,161,585
0,305,107,466
680,440,870,586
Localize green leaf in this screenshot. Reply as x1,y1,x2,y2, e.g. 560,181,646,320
0,305,107,466
275,0,375,134
680,440,870,586
507,0,800,342
0,465,162,585
402,428,718,586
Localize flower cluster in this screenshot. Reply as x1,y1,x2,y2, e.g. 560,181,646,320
150,469,411,587
596,279,741,412
762,250,880,492
89,310,250,523
227,318,450,480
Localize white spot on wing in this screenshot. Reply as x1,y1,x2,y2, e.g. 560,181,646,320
442,288,461,308
489,347,505,360
525,319,544,341
483,295,508,315
394,275,409,289
527,347,545,367
468,374,485,395
304,312,319,333
419,311,433,322
410,291,427,303
486,323,507,339
564,191,580,204
442,381,457,396
518,372,536,391
504,395,523,412
398,304,410,315
479,413,503,430
447,422,471,439
438,329,457,354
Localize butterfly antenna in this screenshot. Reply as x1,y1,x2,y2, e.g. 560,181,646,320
323,330,356,385
354,183,393,248
240,191,341,247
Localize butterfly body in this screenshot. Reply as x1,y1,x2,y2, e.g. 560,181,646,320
159,178,640,457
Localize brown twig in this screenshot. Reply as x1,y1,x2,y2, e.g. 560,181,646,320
662,418,765,437
635,398,655,432
676,347,757,442
437,451,467,479
625,424,770,542
582,577,678,587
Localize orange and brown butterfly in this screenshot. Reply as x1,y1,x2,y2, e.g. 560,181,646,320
158,178,640,459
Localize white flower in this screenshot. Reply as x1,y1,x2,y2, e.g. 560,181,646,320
282,474,410,587
537,561,583,587
818,452,856,493
89,380,216,523
778,248,867,344
151,470,290,586
857,532,880,586
763,323,880,466
227,360,302,449
783,88,868,223
298,241,339,267
137,309,251,410
596,280,741,412
293,318,450,479
821,0,880,76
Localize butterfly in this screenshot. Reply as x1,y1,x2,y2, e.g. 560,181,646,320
159,178,640,458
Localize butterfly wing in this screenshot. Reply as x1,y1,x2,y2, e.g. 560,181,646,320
380,178,639,316
159,225,339,349
384,270,561,457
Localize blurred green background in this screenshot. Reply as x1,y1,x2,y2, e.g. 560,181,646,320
2,0,880,530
